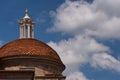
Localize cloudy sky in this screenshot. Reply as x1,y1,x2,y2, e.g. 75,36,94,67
0,0,120,80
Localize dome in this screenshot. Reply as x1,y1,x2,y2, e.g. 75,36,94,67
0,10,66,79
0,39,62,62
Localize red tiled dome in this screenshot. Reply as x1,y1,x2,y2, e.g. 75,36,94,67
0,39,61,61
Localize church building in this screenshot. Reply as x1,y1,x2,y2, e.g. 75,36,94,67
0,9,66,80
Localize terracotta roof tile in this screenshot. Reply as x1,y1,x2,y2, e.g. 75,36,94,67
0,39,61,61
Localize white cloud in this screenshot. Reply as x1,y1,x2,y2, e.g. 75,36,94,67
48,0,120,79
48,35,120,79
48,0,120,39
91,53,120,72
93,0,120,17
48,35,109,66
66,71,88,80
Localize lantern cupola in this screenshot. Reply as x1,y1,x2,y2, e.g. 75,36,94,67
19,9,34,39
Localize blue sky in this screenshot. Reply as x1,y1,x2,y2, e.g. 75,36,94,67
0,0,66,43
0,0,120,80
